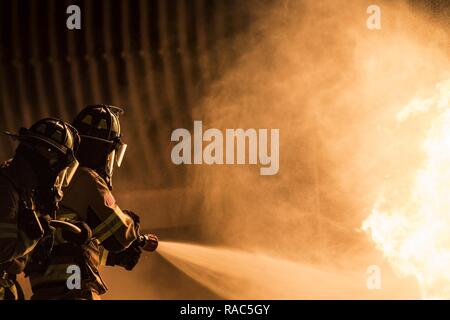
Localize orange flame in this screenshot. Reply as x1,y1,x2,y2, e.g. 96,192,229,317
363,79,450,299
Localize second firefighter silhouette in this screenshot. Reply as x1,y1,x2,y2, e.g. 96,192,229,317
28,105,158,300
0,118,80,300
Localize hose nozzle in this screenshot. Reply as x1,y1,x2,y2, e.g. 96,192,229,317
138,233,158,252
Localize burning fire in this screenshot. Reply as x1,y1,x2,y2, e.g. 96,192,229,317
363,79,450,299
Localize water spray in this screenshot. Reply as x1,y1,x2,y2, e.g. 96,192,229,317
156,241,413,299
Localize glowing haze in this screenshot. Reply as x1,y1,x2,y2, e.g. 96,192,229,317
189,0,450,299
101,0,449,299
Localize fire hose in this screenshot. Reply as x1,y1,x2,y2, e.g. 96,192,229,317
49,219,158,252
49,219,82,234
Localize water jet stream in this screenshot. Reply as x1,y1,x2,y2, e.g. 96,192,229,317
157,241,414,299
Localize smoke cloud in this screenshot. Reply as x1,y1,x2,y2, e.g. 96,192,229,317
101,0,449,299
180,0,448,298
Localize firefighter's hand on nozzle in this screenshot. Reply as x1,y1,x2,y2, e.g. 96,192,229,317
106,240,142,271
139,233,158,252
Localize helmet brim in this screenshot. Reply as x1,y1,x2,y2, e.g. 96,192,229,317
5,130,69,155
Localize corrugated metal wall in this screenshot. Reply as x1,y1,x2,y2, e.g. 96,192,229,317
0,0,251,189
0,0,447,190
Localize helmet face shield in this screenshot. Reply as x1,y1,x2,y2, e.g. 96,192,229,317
54,159,79,192
62,159,79,187
106,149,115,178
115,143,127,167
104,141,126,181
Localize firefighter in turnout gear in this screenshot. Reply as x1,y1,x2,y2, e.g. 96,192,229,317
0,118,80,300
29,105,158,300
